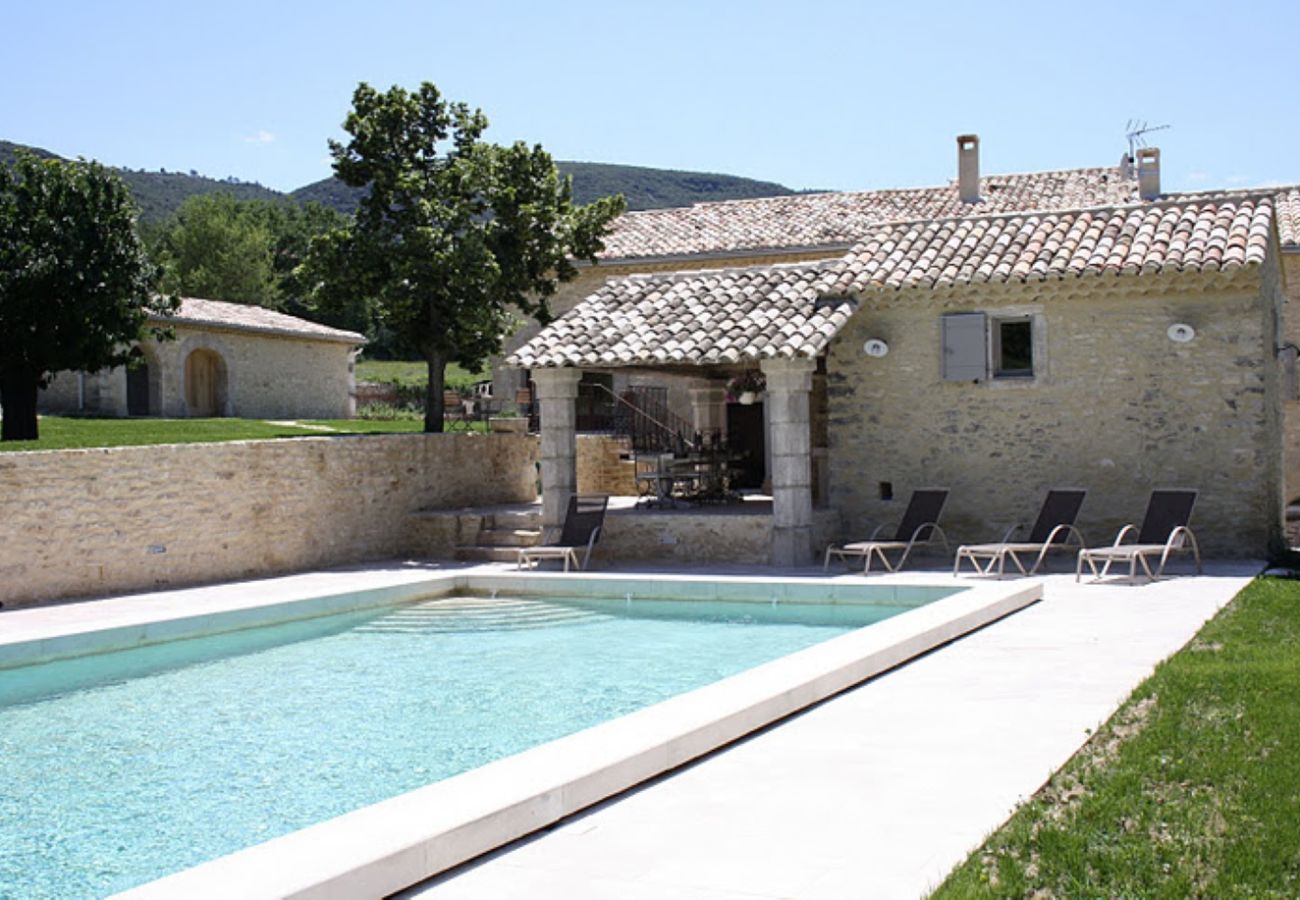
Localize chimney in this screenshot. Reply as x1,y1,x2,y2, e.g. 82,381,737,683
957,134,980,203
1138,147,1161,200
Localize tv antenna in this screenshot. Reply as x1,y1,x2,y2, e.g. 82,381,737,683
1125,119,1170,159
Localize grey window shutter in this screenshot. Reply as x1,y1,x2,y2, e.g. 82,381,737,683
942,313,987,381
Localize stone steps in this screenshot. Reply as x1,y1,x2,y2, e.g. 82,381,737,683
454,545,527,563
476,527,543,547
454,508,544,562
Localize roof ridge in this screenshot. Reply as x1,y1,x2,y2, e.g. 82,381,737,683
614,258,839,284
615,165,1131,217
846,191,1279,239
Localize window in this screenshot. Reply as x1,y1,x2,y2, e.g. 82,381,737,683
941,312,1038,382
992,317,1033,377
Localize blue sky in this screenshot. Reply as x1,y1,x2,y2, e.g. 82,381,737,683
3,0,1297,195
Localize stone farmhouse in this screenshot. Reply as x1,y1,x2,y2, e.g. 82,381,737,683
40,297,365,420
506,137,1300,563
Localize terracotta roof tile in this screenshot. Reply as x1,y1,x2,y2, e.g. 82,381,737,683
829,196,1276,293
1276,188,1300,250
507,262,850,368
598,166,1142,260
152,298,366,345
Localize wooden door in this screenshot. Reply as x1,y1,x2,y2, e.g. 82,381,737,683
184,350,220,417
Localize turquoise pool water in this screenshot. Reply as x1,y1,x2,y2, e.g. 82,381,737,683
0,593,925,897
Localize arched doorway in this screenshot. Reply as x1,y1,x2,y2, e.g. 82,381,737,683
184,348,227,417
126,347,151,416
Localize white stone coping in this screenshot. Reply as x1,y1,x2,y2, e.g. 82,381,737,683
0,570,1037,899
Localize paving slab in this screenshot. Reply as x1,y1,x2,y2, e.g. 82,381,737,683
403,561,1259,900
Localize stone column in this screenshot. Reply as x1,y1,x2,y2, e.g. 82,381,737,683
761,357,816,567
689,383,728,441
532,367,583,538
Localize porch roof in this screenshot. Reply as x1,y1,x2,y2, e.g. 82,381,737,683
507,260,855,368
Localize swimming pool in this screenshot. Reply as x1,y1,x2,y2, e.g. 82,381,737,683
2,588,928,897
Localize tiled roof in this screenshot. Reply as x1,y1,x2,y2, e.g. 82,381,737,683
828,195,1276,293
1277,188,1300,250
151,298,366,345
598,166,1141,261
507,261,851,367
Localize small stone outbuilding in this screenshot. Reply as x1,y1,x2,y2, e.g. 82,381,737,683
39,297,365,420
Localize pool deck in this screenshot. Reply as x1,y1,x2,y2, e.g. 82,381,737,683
399,560,1258,900
1,558,1258,898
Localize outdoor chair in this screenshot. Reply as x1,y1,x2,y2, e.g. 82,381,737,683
443,390,470,431
518,494,610,572
954,489,1087,576
824,488,950,574
1076,489,1203,582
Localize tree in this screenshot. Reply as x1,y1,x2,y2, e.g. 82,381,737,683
311,81,625,432
152,193,281,308
149,194,351,322
0,152,174,441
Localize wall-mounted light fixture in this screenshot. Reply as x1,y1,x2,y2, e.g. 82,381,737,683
863,338,890,358
1167,323,1196,344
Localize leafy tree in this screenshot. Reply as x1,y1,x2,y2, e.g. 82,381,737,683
153,193,281,308
0,152,174,441
150,194,352,322
310,81,625,432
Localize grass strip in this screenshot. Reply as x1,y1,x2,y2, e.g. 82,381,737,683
0,416,485,451
933,576,1300,898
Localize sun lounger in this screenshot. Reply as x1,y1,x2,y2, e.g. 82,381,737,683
518,494,609,572
824,488,949,574
954,489,1087,576
1076,489,1202,582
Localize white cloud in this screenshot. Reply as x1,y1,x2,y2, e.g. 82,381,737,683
242,130,276,145
1185,170,1211,185
1225,174,1251,186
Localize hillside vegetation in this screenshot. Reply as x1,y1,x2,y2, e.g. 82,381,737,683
292,161,795,214
2,140,796,223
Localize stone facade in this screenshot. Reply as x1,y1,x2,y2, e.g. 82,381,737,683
0,433,537,608
40,320,360,420
576,434,636,495
1279,252,1300,501
826,266,1285,558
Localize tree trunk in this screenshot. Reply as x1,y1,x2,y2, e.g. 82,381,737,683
423,351,447,433
0,371,40,442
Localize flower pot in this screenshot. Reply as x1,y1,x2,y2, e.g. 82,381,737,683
739,391,758,405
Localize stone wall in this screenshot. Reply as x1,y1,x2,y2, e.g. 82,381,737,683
599,507,842,566
0,433,537,608
576,434,637,495
1279,252,1300,503
39,324,358,420
826,267,1285,558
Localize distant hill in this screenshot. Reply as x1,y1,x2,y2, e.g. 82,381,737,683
293,161,794,215
2,140,290,225
292,161,796,215
3,140,797,222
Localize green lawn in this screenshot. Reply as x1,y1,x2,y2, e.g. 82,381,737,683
0,415,483,451
933,576,1300,898
355,358,487,390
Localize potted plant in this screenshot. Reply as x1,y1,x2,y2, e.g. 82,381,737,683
727,370,766,405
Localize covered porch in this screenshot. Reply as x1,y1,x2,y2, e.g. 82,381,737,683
506,260,853,567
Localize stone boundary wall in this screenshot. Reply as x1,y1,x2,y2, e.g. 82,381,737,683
576,434,637,496
0,434,537,608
